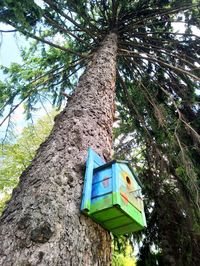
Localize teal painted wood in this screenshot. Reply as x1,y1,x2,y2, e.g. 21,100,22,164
91,167,112,199
112,162,120,205
92,168,112,184
90,194,113,213
91,178,112,198
118,163,133,175
81,147,105,213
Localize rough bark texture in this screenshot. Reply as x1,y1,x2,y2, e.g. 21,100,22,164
0,33,117,266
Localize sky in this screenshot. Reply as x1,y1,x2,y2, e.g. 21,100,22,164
0,28,22,67
0,24,25,139
0,23,53,141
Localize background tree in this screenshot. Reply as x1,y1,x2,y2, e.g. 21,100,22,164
0,0,200,265
0,112,56,205
112,236,136,266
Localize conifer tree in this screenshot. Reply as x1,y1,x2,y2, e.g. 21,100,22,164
0,1,199,265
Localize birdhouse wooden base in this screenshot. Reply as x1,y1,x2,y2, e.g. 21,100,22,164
81,148,146,236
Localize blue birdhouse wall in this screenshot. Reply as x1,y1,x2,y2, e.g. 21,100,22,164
81,148,146,235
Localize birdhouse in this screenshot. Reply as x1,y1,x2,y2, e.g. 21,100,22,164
81,148,146,235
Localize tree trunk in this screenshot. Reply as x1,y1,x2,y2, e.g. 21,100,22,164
0,32,117,266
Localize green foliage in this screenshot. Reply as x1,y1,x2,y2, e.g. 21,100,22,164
0,111,56,213
0,193,10,215
112,237,136,266
0,0,43,30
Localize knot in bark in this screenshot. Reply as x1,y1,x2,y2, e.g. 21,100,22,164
30,222,53,243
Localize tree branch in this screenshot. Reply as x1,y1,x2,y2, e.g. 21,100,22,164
119,3,199,32
119,40,199,68
43,0,98,42
43,14,85,43
119,49,200,82
0,29,17,33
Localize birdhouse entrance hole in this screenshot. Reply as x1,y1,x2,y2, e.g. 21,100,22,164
126,176,131,185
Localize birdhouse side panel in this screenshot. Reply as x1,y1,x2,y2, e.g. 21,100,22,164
118,163,138,189
92,168,112,184
91,168,112,198
90,167,113,213
119,195,145,227
90,194,113,213
117,163,143,212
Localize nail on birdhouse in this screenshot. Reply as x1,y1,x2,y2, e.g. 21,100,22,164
81,148,147,235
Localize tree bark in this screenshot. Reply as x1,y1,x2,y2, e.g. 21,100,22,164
0,32,117,266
